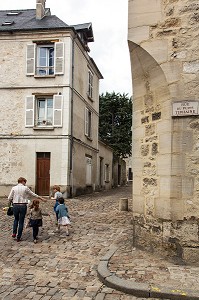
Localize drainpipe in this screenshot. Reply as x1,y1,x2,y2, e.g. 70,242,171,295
69,34,76,198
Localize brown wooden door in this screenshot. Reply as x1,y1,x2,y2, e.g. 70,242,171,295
36,153,50,195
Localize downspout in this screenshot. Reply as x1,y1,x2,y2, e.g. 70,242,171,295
69,34,76,198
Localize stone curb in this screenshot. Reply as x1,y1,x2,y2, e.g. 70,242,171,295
97,246,199,299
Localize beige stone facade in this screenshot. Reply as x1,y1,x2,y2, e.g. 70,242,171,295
0,1,113,198
128,0,199,262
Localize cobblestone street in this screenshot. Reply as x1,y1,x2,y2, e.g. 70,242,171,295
0,185,137,300
1,185,199,300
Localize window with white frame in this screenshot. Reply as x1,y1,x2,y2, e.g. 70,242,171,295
85,107,92,138
37,45,54,75
104,164,110,182
88,69,93,99
37,97,53,125
26,42,64,76
25,95,63,128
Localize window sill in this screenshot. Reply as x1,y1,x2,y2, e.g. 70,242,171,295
87,94,94,102
85,135,93,141
34,75,56,78
33,126,54,130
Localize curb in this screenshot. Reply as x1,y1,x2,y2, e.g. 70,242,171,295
97,245,199,299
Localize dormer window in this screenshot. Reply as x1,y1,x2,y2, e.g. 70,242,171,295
6,12,21,16
2,21,15,26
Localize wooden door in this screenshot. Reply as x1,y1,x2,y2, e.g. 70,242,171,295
36,152,50,195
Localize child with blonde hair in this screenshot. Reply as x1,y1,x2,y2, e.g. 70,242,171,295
51,185,63,224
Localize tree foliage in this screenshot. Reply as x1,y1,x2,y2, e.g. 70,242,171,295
99,92,132,158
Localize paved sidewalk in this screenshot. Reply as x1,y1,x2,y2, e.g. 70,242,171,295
0,185,199,299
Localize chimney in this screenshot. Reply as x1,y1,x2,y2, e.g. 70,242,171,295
36,0,46,20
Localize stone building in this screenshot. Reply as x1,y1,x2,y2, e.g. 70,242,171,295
128,0,199,263
0,0,113,198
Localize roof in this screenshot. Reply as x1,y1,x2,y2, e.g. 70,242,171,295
0,9,69,31
0,9,94,44
73,22,94,42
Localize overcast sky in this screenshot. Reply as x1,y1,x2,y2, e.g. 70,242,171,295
0,0,132,96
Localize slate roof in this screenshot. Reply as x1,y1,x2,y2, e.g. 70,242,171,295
73,22,94,42
0,9,69,32
0,8,94,44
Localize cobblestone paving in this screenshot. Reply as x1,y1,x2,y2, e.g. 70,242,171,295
0,185,191,299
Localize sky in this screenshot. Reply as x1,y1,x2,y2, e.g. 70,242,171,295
0,0,132,96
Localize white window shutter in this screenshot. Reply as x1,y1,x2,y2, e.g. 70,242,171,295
25,96,35,127
53,95,63,127
26,44,35,75
55,42,64,75
85,107,89,136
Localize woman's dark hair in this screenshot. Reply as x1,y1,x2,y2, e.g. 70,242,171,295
18,177,27,183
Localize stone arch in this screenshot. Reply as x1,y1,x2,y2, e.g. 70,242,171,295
129,40,174,220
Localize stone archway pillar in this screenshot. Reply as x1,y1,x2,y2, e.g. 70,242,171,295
128,0,199,263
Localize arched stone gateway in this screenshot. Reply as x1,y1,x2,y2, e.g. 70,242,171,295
128,0,199,264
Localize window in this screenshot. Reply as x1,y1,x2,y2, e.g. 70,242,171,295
37,46,54,75
85,107,92,138
88,70,93,99
25,95,63,128
86,156,92,185
104,164,110,182
26,42,64,76
37,97,53,125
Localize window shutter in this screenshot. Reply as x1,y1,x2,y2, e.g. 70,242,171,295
85,107,89,136
26,44,35,75
55,42,64,75
53,95,63,127
25,96,35,127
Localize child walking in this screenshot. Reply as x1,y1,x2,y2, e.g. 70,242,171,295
27,199,49,243
51,185,63,224
56,197,71,236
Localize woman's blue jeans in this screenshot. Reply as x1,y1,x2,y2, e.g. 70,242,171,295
13,204,27,239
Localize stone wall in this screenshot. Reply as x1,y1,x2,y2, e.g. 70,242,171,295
128,0,199,263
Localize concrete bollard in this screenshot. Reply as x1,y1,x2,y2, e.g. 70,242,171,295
119,198,128,211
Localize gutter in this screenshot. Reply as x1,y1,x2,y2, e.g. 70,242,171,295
69,34,76,198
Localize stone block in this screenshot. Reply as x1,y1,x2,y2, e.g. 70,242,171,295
171,154,186,176
155,196,171,219
170,199,184,220
133,96,144,112
142,40,168,64
182,177,194,197
128,26,150,44
105,274,150,297
119,198,129,211
183,247,199,265
161,61,182,84
132,159,143,175
156,154,172,176
183,62,199,73
133,126,145,140
133,176,142,196
129,0,162,27
159,132,172,154
132,195,145,214
159,176,171,197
